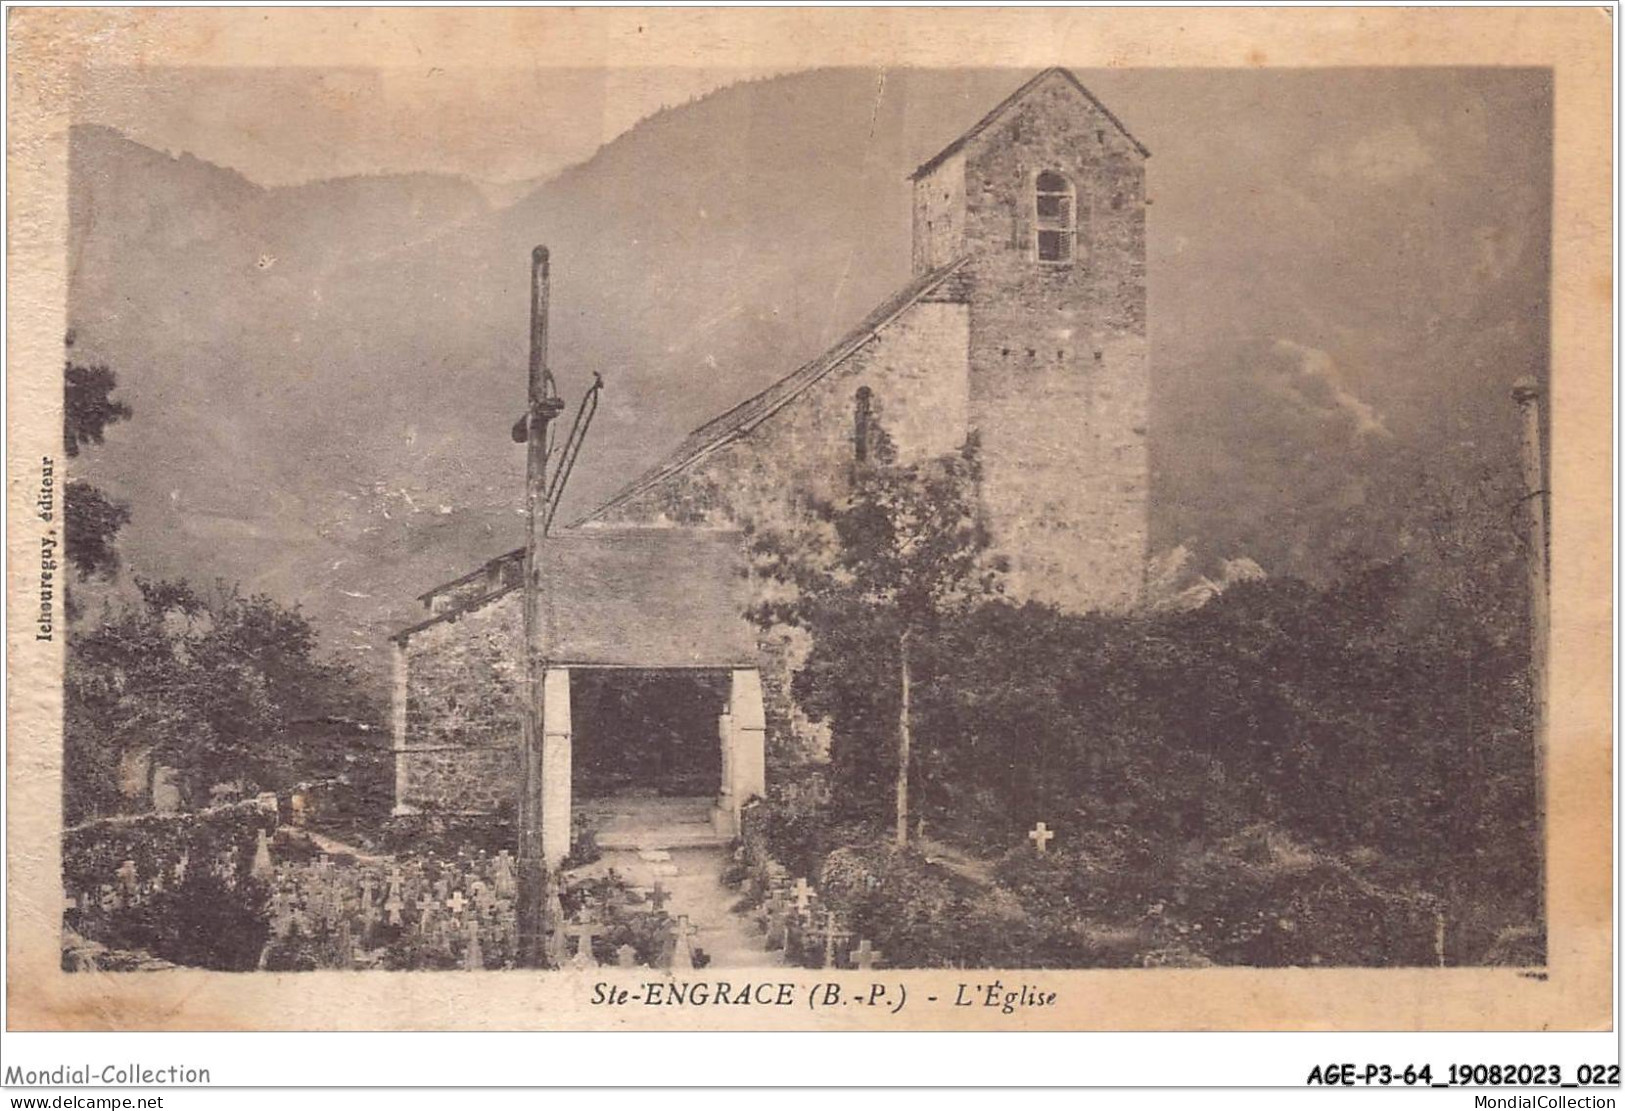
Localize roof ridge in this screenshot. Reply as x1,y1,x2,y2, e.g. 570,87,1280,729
909,66,1149,182
570,255,970,527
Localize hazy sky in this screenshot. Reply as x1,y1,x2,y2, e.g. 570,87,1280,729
72,65,789,185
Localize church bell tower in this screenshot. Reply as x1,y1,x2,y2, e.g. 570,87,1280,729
910,68,1150,613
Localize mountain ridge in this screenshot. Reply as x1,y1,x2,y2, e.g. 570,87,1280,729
66,67,1550,692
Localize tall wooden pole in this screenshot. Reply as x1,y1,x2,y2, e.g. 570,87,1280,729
517,246,566,967
1512,377,1547,930
895,630,910,847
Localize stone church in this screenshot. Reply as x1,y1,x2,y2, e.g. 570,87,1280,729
390,68,1150,863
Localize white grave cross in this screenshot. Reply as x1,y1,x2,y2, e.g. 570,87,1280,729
1028,822,1055,854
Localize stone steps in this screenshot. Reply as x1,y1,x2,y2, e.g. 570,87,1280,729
595,825,730,851
581,795,730,851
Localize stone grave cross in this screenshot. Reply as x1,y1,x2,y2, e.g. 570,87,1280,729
849,939,882,970
384,889,405,927
815,909,849,969
567,915,602,968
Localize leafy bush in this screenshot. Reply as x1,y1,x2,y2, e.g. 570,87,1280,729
63,800,278,969
63,799,277,898
76,871,270,971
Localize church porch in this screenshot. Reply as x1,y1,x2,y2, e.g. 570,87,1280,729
537,664,767,862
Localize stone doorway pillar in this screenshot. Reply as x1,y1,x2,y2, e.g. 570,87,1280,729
541,667,573,867
718,668,767,835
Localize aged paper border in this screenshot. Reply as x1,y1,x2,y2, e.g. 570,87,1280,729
5,6,1611,1032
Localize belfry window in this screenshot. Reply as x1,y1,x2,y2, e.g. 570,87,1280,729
1035,170,1075,264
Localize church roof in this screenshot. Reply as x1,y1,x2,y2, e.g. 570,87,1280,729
393,529,756,669
573,254,970,527
908,66,1150,181
406,254,969,640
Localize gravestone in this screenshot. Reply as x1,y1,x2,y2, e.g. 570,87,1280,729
615,944,638,969
762,899,788,951
493,852,516,897
669,916,698,972
544,881,568,967
336,920,355,970
814,910,849,969
567,915,602,969
270,890,295,938
360,900,381,940
251,830,274,879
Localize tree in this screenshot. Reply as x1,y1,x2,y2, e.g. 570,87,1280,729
752,433,1003,844
62,346,133,584
64,480,131,580
64,359,132,458
64,578,377,822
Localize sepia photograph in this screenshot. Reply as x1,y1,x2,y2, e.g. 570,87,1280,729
4,7,1611,1047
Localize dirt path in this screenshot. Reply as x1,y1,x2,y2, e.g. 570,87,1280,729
576,846,782,969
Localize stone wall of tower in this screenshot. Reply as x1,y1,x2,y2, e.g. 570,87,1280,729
937,76,1149,613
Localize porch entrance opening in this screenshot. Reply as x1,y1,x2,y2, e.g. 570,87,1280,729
570,669,727,798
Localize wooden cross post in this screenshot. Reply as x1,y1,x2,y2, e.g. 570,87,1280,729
516,246,569,968
1512,377,1547,929
1028,822,1054,854
817,910,848,970
647,882,671,913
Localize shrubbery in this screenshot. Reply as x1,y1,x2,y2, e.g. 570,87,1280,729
63,800,277,970
748,562,1538,967
63,798,276,898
